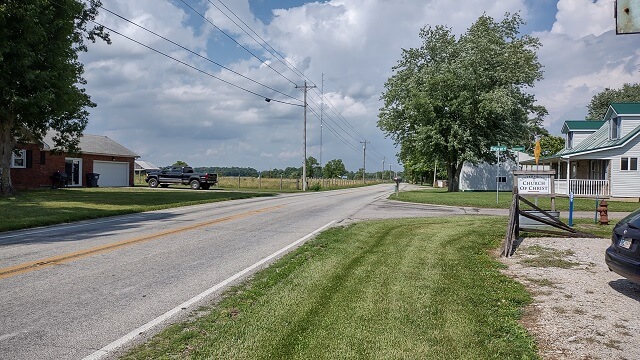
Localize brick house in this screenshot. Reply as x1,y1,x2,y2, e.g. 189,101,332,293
9,132,139,189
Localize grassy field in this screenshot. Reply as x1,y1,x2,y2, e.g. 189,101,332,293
123,216,538,360
0,187,272,232
396,187,640,213
134,174,381,192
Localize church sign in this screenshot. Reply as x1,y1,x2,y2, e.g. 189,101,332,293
518,174,551,194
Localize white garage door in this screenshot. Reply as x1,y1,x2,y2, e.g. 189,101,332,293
93,161,130,187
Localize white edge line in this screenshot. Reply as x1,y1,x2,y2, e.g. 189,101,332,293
82,220,337,360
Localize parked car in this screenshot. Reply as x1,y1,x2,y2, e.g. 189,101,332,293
145,166,217,190
605,208,640,284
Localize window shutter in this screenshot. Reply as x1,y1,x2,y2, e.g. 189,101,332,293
26,150,33,168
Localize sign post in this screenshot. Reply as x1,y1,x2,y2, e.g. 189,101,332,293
490,145,507,204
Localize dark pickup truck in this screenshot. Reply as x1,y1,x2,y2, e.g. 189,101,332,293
145,166,218,190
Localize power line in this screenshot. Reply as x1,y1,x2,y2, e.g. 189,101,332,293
179,0,299,87
91,20,302,107
205,2,380,161
211,0,310,83
99,6,302,104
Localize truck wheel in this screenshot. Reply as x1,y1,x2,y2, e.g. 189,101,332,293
160,184,169,188
148,178,159,188
190,179,201,190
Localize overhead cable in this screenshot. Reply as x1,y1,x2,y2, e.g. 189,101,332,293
100,6,302,104
179,0,299,87
92,20,302,107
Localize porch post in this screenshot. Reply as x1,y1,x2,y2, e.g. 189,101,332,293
566,158,570,195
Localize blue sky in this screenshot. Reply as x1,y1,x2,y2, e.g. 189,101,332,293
80,0,639,171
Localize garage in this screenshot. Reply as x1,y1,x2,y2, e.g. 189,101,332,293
93,161,130,187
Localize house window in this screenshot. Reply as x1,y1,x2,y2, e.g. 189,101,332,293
611,117,621,140
10,150,26,168
566,132,573,149
621,157,638,171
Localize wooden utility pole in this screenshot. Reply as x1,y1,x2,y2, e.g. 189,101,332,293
296,81,316,191
360,140,368,184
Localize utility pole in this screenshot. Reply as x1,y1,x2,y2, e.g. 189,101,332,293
320,74,324,174
382,157,385,182
296,81,316,191
360,140,368,184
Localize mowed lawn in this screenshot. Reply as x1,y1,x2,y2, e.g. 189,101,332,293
0,187,272,232
396,187,640,213
123,216,537,360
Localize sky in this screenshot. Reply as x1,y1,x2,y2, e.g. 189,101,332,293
79,0,640,172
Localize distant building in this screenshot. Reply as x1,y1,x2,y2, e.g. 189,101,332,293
9,132,138,189
459,151,533,191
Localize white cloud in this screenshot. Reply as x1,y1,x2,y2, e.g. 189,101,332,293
551,0,614,38
78,0,639,171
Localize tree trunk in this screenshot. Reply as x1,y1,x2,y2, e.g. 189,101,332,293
446,161,464,192
0,118,17,196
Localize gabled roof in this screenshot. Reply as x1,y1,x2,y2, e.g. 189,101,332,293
561,120,605,133
604,103,640,120
42,132,139,158
553,121,640,158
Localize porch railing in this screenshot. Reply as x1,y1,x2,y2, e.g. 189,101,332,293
554,179,610,197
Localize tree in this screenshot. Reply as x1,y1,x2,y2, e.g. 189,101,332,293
172,160,189,167
323,159,346,178
0,0,109,195
378,13,545,192
305,156,321,178
540,135,564,157
586,83,640,120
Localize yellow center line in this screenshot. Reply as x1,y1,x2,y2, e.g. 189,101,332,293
0,204,284,280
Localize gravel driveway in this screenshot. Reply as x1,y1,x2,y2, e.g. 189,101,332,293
502,236,640,360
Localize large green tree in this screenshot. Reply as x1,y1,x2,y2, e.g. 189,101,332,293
586,83,640,120
0,0,109,195
323,159,346,178
378,13,545,191
305,156,321,178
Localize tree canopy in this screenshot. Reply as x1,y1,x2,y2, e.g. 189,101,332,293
0,0,109,195
378,13,545,191
323,159,346,178
586,83,640,120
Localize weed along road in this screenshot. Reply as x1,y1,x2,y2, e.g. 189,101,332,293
0,183,467,360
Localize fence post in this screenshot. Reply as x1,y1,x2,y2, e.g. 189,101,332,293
280,175,283,191
238,175,240,189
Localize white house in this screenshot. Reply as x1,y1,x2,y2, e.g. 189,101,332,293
524,103,640,200
459,151,533,191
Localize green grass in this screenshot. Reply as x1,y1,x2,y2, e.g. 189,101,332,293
123,216,538,360
396,187,640,213
0,187,273,232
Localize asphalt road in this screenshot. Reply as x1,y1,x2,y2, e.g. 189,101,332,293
1,183,471,360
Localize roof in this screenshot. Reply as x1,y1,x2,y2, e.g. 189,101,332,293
602,103,640,122
610,103,640,115
552,122,640,158
561,120,605,133
134,160,159,170
42,132,139,158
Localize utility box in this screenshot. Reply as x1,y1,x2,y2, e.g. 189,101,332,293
519,210,560,228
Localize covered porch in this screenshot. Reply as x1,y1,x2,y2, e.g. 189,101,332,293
525,158,610,197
